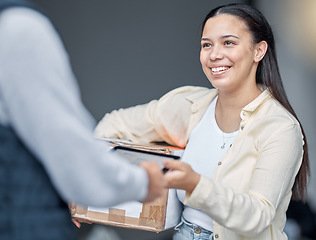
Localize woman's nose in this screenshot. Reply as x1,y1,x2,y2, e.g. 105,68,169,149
209,45,223,61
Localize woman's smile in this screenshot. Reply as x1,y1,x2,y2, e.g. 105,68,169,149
210,66,231,75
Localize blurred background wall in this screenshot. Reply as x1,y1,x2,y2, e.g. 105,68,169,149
31,0,316,239
256,0,316,212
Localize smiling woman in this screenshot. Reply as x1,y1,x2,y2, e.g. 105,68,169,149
200,15,266,92
94,3,310,240
199,14,266,134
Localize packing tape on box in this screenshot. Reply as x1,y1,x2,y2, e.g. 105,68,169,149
71,190,168,232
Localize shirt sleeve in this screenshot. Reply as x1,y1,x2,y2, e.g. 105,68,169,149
0,7,148,207
95,86,199,148
95,100,164,143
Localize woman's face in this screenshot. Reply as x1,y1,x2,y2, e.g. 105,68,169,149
200,14,260,93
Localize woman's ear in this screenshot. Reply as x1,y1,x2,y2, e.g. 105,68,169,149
254,41,268,62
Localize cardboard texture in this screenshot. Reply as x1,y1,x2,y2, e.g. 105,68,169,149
71,139,184,232
71,190,169,232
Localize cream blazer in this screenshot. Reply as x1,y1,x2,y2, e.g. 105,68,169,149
95,86,304,240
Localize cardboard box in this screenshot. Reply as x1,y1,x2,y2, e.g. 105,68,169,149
71,184,182,233
71,139,184,232
71,190,167,232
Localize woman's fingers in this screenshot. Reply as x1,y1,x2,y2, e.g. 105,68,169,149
163,159,183,171
163,160,200,194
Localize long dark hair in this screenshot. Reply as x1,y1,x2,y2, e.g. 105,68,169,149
202,3,309,201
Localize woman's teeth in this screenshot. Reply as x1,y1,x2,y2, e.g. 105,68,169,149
211,66,229,72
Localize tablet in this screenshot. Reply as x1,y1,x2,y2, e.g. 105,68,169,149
112,146,180,172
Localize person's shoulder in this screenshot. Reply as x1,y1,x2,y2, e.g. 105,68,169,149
253,96,301,139
167,85,212,94
264,97,300,126
155,86,216,116
160,85,215,101
0,7,52,38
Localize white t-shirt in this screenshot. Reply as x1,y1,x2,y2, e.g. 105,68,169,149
177,96,238,231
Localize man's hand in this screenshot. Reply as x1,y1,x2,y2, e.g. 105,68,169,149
163,160,200,194
72,218,82,228
69,205,92,228
139,161,165,203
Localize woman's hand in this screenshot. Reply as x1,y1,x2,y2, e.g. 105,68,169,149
163,160,200,194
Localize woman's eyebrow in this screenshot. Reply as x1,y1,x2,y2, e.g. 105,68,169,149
201,35,240,41
201,37,210,41
222,34,239,39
